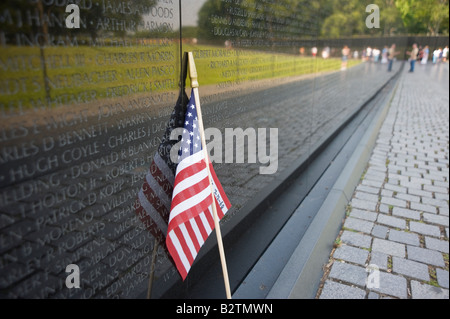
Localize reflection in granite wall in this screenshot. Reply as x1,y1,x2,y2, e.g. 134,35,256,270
0,0,408,298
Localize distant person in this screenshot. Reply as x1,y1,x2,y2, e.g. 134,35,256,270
443,46,449,62
341,45,350,70
381,46,388,64
421,45,429,64
311,47,318,57
406,43,419,72
366,46,372,62
433,48,441,64
299,47,305,56
322,46,330,59
373,48,381,62
387,44,399,72
417,45,423,61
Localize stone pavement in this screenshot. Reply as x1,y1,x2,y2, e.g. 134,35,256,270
316,62,449,299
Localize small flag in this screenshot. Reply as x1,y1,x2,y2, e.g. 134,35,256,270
166,89,231,280
134,91,188,254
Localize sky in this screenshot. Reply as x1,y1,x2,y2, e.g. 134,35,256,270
181,0,208,26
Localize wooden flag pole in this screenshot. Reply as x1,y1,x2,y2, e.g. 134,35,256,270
146,240,159,299
188,52,232,299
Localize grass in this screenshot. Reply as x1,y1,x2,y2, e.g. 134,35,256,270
1,43,361,109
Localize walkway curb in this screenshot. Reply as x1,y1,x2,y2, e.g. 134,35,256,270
267,67,402,299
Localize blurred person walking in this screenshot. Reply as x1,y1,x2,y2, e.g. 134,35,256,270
387,44,399,72
406,43,419,72
341,45,350,70
421,45,429,64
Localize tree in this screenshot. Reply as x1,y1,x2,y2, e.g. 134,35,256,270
374,0,406,35
395,0,449,35
320,0,366,37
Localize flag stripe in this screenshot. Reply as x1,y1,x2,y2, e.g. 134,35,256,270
138,188,168,236
148,160,174,200
167,230,189,279
176,150,205,175
145,173,172,213
194,214,208,243
172,161,208,197
169,190,213,232
154,152,175,185
171,174,210,211
185,219,201,251
134,204,165,240
204,206,215,232
179,223,198,261
141,180,171,220
169,183,212,224
174,226,194,265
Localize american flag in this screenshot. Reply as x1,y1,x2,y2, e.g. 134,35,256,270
134,91,188,256
166,89,231,280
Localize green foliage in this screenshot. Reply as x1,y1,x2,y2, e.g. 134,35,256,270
395,0,449,35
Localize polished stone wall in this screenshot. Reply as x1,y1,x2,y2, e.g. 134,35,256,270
0,0,421,298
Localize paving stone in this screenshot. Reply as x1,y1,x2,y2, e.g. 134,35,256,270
410,281,449,299
378,204,390,214
340,231,372,249
370,271,407,299
377,214,406,229
425,237,449,253
365,171,387,182
350,209,378,222
422,213,449,227
328,261,367,287
392,207,421,220
409,221,441,237
423,185,448,194
361,179,384,189
381,189,393,197
319,280,366,299
354,192,380,203
421,197,449,208
356,185,380,195
410,202,438,214
408,187,432,197
372,238,405,257
369,251,388,271
407,245,445,267
435,192,450,201
380,197,407,208
392,257,429,281
439,207,449,216
343,217,374,234
350,199,378,212
395,193,421,203
389,229,420,246
436,269,449,289
367,291,380,299
371,225,389,239
384,183,407,194
333,245,369,266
